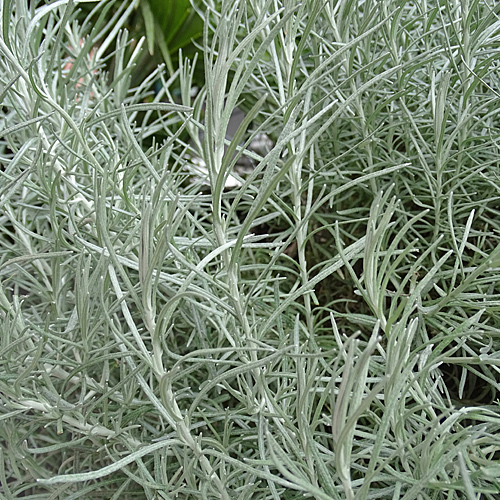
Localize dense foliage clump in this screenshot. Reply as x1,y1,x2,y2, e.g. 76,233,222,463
0,1,499,498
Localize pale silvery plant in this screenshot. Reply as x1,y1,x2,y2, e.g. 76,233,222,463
1,0,500,499
195,0,500,499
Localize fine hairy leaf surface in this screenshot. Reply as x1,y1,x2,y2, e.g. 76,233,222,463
1,0,500,498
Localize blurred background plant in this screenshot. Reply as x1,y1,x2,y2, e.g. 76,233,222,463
73,0,205,88
141,0,203,77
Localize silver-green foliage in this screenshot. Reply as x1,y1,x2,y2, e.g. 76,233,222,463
1,0,500,498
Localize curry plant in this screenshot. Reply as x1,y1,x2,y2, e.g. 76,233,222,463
0,0,500,499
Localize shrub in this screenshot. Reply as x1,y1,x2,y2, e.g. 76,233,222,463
1,0,499,498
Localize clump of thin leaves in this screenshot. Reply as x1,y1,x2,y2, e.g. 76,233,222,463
1,0,500,498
